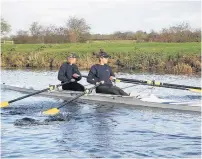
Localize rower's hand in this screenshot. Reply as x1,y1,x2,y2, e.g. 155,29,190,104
72,73,80,79
110,76,116,82
70,79,76,82
97,81,104,85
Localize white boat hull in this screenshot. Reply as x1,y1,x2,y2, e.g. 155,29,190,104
1,84,201,112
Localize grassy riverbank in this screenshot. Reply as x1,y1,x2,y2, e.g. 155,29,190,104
1,41,201,74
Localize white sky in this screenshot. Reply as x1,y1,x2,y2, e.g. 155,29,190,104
1,0,201,34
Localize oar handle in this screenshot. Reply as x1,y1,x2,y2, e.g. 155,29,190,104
56,81,69,87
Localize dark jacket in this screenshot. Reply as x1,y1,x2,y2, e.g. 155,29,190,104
87,64,115,86
58,62,82,82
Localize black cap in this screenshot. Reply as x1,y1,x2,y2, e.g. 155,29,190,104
97,52,111,58
67,53,79,58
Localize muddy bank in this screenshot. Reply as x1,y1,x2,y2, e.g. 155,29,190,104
1,42,201,74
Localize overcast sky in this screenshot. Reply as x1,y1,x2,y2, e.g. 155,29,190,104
1,0,201,34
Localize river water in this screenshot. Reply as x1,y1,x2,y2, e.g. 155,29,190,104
1,68,201,158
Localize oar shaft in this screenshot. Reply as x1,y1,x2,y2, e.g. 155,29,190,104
118,78,201,90
56,82,68,87
121,80,192,91
82,75,201,91
58,93,85,109
161,83,200,90
58,84,99,109
8,81,69,104
9,88,49,104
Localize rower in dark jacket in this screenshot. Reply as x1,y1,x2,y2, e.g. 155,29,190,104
87,51,128,96
58,53,85,91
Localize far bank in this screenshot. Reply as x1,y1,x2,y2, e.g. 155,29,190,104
1,41,201,75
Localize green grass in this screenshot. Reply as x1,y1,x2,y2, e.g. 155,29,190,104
2,41,200,55
1,41,201,74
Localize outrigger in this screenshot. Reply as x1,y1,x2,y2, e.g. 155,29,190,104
1,76,201,114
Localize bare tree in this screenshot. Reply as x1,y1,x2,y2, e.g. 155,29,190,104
29,22,44,43
43,25,69,43
13,30,30,43
135,30,148,42
66,16,91,42
7,19,201,43
29,22,43,36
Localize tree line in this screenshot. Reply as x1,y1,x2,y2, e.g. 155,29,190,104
1,17,201,43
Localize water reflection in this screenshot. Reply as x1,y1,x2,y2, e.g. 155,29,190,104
1,69,201,158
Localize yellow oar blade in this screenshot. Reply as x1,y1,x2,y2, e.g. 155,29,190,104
43,108,60,115
189,89,202,93
1,101,9,108
115,79,121,82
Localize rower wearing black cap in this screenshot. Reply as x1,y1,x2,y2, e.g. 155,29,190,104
87,50,128,96
58,53,85,91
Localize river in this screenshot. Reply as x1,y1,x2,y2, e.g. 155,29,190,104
1,68,201,158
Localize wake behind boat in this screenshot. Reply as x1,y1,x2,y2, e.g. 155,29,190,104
1,84,201,113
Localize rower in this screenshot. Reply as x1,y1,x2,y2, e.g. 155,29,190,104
58,53,85,91
87,51,129,96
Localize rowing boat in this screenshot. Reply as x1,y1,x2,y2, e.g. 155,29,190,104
1,84,201,112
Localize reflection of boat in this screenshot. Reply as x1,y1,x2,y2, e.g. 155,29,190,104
1,84,201,112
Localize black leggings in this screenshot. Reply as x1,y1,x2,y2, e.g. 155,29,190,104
96,85,129,96
62,82,85,92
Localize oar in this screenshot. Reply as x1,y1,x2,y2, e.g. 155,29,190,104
82,75,201,93
1,82,69,108
43,83,100,115
118,78,201,89
117,78,201,93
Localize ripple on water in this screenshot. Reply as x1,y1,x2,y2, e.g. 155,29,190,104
14,114,71,126
1,69,201,158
